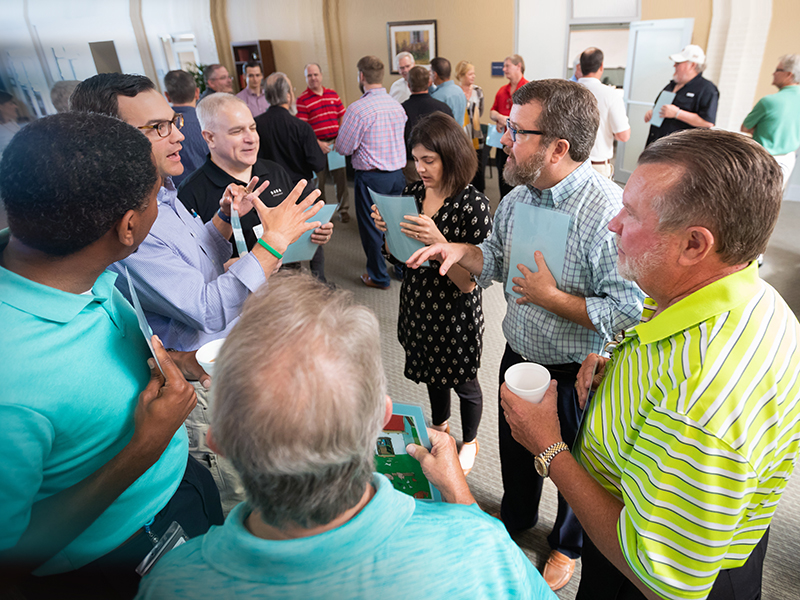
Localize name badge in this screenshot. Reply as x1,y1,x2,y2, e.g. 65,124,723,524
686,92,695,97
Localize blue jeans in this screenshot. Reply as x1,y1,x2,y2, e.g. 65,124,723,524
354,169,406,287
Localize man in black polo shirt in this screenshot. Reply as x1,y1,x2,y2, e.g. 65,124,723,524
178,93,332,256
401,66,453,182
255,73,329,279
644,44,719,147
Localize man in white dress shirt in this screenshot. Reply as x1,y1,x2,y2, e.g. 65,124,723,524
390,52,415,104
577,48,630,179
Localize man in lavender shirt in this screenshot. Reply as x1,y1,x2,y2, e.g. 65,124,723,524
236,60,269,117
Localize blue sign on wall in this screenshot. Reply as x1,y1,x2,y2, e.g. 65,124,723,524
491,62,504,77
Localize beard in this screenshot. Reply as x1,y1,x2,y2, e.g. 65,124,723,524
616,235,669,283
503,144,548,187
358,81,365,94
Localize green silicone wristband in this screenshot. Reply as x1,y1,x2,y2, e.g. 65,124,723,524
257,238,283,259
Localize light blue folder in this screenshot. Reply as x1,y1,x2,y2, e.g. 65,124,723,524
281,203,337,264
124,266,162,373
368,188,429,266
327,147,346,171
650,91,676,128
505,203,571,299
486,125,504,149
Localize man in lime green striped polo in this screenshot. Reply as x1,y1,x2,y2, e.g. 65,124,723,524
500,129,800,600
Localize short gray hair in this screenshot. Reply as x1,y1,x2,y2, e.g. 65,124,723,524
264,72,291,106
779,54,800,83
50,80,80,113
196,92,249,132
638,129,783,265
395,51,414,68
513,79,598,163
212,272,387,528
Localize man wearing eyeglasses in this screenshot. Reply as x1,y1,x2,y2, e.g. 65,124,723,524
70,73,323,354
200,64,234,100
408,79,643,591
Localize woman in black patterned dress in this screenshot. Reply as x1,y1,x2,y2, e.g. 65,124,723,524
371,112,492,474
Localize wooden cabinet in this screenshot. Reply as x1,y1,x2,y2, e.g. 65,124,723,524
231,40,275,91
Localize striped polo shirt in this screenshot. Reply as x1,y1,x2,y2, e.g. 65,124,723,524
296,87,345,140
575,262,800,600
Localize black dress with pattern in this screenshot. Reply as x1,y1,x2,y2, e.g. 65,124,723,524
396,182,493,387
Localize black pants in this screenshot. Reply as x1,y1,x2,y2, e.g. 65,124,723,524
471,147,486,193
426,378,483,442
498,344,584,558
18,455,223,600
494,148,514,199
283,245,326,283
577,528,770,600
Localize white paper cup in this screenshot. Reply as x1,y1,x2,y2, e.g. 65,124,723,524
504,363,551,403
196,338,226,377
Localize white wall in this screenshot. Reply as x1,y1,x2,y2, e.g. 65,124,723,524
517,0,571,81
141,0,218,88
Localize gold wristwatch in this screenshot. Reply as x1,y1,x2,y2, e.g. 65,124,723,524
534,442,569,478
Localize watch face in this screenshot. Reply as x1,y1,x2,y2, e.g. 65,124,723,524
534,456,548,478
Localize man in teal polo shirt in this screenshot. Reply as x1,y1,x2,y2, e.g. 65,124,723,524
0,112,223,597
742,54,800,188
493,129,800,600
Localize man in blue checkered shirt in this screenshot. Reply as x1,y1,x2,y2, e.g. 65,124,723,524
408,79,644,592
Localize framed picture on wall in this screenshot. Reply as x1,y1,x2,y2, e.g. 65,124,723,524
387,20,437,74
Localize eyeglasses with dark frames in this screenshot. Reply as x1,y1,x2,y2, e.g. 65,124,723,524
137,113,184,138
506,118,545,142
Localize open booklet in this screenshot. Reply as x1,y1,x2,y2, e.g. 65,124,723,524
374,403,442,502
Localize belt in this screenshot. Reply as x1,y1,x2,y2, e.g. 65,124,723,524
591,159,610,165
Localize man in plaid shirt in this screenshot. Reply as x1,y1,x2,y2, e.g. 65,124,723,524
336,55,407,290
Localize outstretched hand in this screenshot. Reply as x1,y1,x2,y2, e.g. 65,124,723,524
252,179,324,254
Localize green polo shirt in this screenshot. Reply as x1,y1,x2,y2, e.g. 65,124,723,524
0,232,188,575
575,262,800,600
743,85,800,155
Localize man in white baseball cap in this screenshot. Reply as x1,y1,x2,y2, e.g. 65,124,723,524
644,44,719,146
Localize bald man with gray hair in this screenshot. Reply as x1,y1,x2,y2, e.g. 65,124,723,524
390,51,415,103
135,272,556,600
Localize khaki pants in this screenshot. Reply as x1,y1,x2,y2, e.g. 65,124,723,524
591,161,614,179
317,163,349,215
186,381,246,515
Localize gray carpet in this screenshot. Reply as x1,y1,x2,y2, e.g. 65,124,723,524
314,172,800,599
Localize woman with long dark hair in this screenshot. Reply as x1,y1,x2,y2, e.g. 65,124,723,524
372,112,492,474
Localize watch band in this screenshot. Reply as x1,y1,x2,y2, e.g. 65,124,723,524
536,441,569,478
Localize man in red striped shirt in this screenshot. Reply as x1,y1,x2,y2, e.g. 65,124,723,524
296,63,350,223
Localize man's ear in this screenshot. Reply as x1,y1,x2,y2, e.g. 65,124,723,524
383,395,393,428
550,138,571,164
194,88,200,102
202,130,214,147
164,92,173,104
678,226,715,266
116,209,139,247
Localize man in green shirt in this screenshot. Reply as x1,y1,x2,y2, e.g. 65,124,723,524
493,129,800,600
742,54,800,188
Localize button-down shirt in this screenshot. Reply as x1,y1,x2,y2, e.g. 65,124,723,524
390,77,411,104
236,87,269,117
109,179,267,351
171,105,208,187
430,80,467,125
576,262,800,600
477,161,644,364
336,87,407,172
296,87,346,140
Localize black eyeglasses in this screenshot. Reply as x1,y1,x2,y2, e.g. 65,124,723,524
137,113,184,138
506,118,545,142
